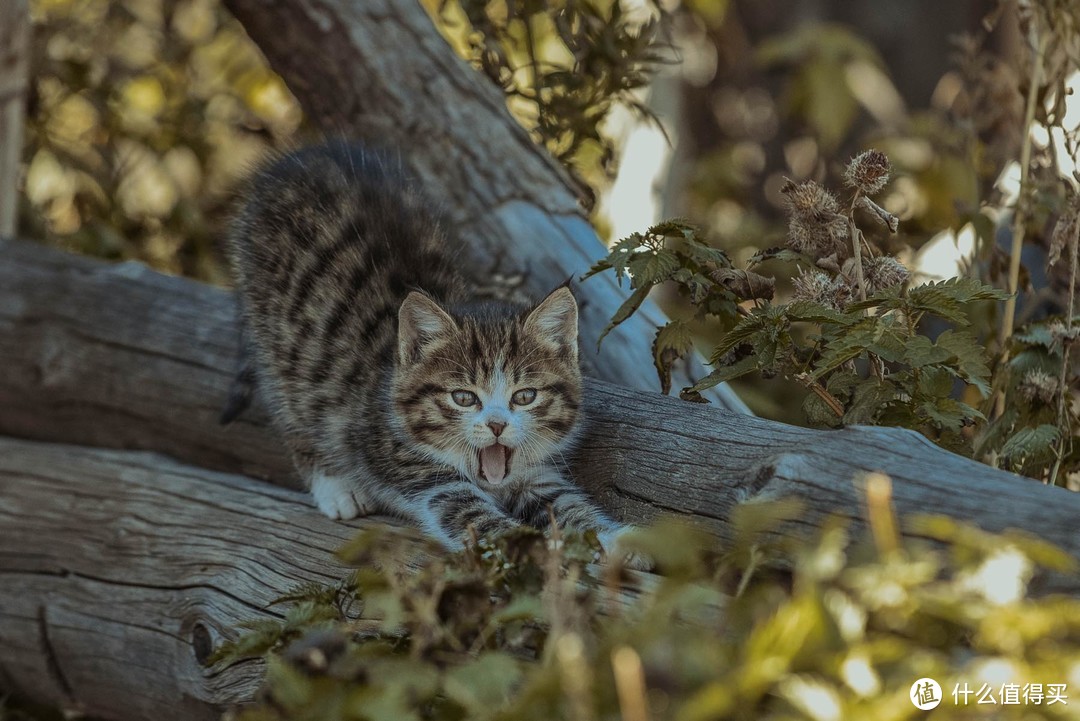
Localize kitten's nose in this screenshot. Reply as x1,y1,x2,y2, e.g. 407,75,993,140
487,421,507,437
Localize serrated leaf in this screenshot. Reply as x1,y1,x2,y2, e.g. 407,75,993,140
903,335,954,368
648,218,697,239
810,318,880,379
628,248,682,285
1000,424,1060,460
597,285,651,348
686,356,758,393
672,267,712,303
843,378,896,425
1013,324,1056,349
681,238,732,268
906,277,1010,325
785,300,857,326
916,365,954,397
582,233,645,284
710,313,766,362
936,329,992,396
920,397,983,432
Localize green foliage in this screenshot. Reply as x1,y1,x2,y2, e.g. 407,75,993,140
428,0,672,207
587,154,1015,458
217,511,1080,721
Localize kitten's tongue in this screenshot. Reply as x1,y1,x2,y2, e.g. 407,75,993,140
480,444,509,483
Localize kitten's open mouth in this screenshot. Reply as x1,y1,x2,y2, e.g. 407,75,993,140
478,443,513,484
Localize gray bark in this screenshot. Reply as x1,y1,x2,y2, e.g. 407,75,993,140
219,0,749,414
0,439,652,720
0,439,363,720
2,239,1078,596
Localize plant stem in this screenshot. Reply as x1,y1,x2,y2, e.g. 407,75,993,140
1001,31,1046,349
1048,216,1077,486
795,373,845,417
994,28,1046,420
848,192,867,303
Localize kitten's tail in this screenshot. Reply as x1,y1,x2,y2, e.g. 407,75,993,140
220,329,257,425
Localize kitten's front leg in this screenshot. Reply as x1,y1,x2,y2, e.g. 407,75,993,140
507,468,651,570
401,480,519,550
310,470,378,520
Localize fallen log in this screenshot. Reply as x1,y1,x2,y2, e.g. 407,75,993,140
219,0,749,413
1,239,1078,594
0,438,363,720
0,437,663,720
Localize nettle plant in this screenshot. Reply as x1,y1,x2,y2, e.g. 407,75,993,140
587,150,1012,457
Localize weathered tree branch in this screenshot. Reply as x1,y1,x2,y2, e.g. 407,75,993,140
2,239,1078,596
219,0,749,414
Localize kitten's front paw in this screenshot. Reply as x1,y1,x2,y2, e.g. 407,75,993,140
311,473,375,520
597,526,653,572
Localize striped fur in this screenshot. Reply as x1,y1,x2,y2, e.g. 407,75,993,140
225,142,628,552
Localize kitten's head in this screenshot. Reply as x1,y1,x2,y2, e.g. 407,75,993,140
391,287,582,488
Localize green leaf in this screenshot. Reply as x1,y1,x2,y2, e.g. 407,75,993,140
1000,424,1060,461
597,285,651,348
920,397,983,432
811,318,880,379
680,237,732,268
628,248,681,285
785,300,857,326
903,335,954,368
916,366,954,397
581,233,644,283
936,329,992,396
710,313,766,362
671,267,713,304
686,356,758,393
907,277,1010,324
843,378,896,425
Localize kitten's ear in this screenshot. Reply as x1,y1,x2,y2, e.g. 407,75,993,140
524,286,578,361
398,292,457,363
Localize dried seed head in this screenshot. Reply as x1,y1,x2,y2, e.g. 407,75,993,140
1017,370,1060,406
862,256,910,294
792,268,853,311
781,179,840,222
844,149,891,195
780,179,850,261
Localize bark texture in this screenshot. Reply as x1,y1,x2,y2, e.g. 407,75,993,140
219,0,749,413
0,438,365,720
2,239,1079,596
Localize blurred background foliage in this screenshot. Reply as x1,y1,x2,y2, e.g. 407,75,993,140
20,0,301,282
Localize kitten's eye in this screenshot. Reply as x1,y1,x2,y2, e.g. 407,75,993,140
451,389,479,407
512,388,537,406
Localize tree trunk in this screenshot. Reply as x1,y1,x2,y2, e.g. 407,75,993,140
218,0,749,414
2,239,1078,596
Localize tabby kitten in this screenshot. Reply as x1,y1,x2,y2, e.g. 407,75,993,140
224,142,632,556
